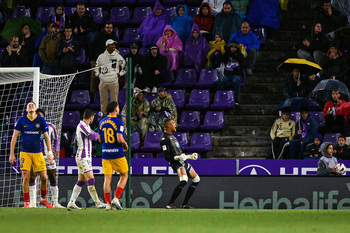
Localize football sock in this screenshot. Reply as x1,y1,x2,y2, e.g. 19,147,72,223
51,184,58,204
182,181,199,205
23,192,30,203
29,183,36,205
115,187,124,199
104,193,111,204
87,178,100,204
169,181,186,204
40,189,47,200
69,181,85,203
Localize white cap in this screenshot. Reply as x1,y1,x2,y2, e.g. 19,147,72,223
105,39,117,46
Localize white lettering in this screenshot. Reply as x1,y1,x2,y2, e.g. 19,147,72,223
301,167,317,175
280,167,298,175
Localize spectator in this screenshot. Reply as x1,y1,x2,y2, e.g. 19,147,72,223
206,32,226,69
49,4,69,31
170,4,193,45
148,87,177,132
121,88,150,140
303,134,322,159
217,42,244,105
89,22,119,100
283,68,307,99
193,2,215,42
138,0,170,48
322,90,346,134
33,22,55,71
203,0,226,15
232,0,250,20
156,25,183,73
267,107,296,159
69,3,96,48
124,43,147,90
246,0,281,32
95,39,126,116
297,23,329,65
319,41,347,82
305,73,321,97
18,23,36,67
144,45,168,94
0,36,24,67
183,24,210,73
39,23,62,75
317,142,339,175
228,22,260,75
57,25,80,74
289,107,319,159
333,135,350,160
212,1,242,43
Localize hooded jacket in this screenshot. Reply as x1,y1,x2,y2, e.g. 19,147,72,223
193,2,215,33
170,4,193,44
228,30,260,51
95,49,126,83
317,142,338,175
144,45,168,82
151,94,177,122
212,7,242,42
156,25,183,53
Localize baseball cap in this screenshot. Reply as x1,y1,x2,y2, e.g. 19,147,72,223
130,43,138,49
51,23,59,29
106,39,117,46
149,45,158,50
157,87,166,93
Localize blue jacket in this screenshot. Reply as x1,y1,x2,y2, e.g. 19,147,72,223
228,30,260,51
294,115,318,143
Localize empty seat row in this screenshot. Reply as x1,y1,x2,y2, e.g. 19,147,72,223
134,152,201,159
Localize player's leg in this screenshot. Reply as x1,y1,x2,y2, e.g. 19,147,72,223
67,174,85,209
47,169,65,208
84,171,106,208
166,166,188,209
181,166,200,209
38,170,53,208
29,167,37,208
20,152,33,208
103,174,113,209
110,157,129,210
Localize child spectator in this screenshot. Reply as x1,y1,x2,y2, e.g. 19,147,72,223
193,2,215,42
170,4,193,45
206,33,226,69
303,134,322,159
322,90,346,134
333,136,350,159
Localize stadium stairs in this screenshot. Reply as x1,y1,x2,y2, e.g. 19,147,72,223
207,0,319,158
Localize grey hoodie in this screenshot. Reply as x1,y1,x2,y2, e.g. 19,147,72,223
317,142,338,176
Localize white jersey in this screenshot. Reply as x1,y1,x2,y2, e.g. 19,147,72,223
40,122,59,170
75,120,99,159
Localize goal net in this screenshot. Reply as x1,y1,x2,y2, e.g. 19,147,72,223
0,68,76,207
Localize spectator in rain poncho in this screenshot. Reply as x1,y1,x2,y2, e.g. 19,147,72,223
170,4,193,45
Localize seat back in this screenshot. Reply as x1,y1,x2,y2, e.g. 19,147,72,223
200,111,225,130
167,89,185,109
196,68,218,88
118,47,130,57
177,111,200,131
131,7,152,25
130,132,141,151
64,7,76,17
187,7,199,18
119,89,126,108
188,132,212,152
145,93,158,104
173,68,197,88
134,152,153,158
141,132,163,151
86,7,104,25
309,111,326,127
323,133,342,147
110,7,130,25
36,7,55,25
187,89,210,110
120,28,139,46
76,48,87,66
164,6,176,18
69,90,90,105
65,0,87,6
114,0,138,5
163,0,186,6
89,0,112,5
211,90,235,109
139,47,149,57
138,0,157,6
12,7,31,18
156,152,164,158
62,111,80,130
173,132,189,150
251,26,266,45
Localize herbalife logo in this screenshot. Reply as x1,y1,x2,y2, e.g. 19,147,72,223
140,177,163,204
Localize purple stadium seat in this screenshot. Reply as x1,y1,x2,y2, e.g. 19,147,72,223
118,47,130,57
164,6,176,18
167,89,185,109
138,0,157,6
187,7,199,18
74,71,90,90
76,48,89,67
91,92,101,110
176,111,200,131
200,111,225,130
187,133,212,152
139,47,149,57
145,93,158,104
195,68,219,88
134,152,153,158
158,70,172,88
12,7,31,19
309,111,326,127
62,111,80,130
89,0,112,5
251,26,266,45
65,0,87,6
120,28,139,47
64,7,76,17
110,7,130,26
186,89,210,110
130,7,152,26
0,48,5,58
187,0,203,6
323,133,342,147
114,0,138,6
86,7,104,25
114,27,119,38
141,132,163,152
119,89,127,108
42,0,64,5
130,132,141,151
173,68,197,88
173,132,189,150
66,90,90,109
92,111,104,124
290,112,300,123
163,0,186,6
36,7,55,25
156,152,164,158
211,90,235,110
0,37,8,47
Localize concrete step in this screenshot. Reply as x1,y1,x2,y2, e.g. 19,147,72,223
238,93,284,104
288,0,319,11
207,146,268,158
218,125,271,137
228,104,277,115
279,20,313,32
254,61,281,72
225,115,276,126
213,136,270,147
247,72,287,83
273,31,306,42
257,50,297,62
260,41,298,52
241,83,283,94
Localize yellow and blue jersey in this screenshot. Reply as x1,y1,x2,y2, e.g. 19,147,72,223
14,115,48,153
98,115,124,159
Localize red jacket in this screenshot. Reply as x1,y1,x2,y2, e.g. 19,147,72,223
323,99,346,118
193,2,215,33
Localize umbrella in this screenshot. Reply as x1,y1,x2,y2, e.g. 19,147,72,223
278,58,322,74
336,102,350,115
276,97,322,112
311,79,350,102
1,16,42,44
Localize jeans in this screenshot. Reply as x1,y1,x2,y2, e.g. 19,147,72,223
246,48,257,69
217,75,242,100
297,49,326,66
210,52,222,69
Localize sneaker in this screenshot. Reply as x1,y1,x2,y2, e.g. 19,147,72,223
40,199,53,208
106,204,114,210
151,86,158,94
67,202,81,209
246,69,253,75
235,101,239,106
23,202,30,208
96,202,106,209
156,125,162,132
165,203,176,209
180,204,194,209
149,126,155,132
143,87,151,93
53,202,66,208
29,203,36,208
111,197,123,210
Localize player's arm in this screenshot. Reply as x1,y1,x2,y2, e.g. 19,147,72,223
9,129,20,165
51,125,60,159
43,132,53,164
117,133,128,152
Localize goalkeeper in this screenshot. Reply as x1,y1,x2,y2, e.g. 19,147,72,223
160,119,200,209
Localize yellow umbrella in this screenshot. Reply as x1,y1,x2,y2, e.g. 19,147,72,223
278,58,322,74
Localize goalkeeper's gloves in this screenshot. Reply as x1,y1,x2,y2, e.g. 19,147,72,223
186,153,198,160
174,153,187,161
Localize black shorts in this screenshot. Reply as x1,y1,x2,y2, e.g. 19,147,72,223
169,160,192,175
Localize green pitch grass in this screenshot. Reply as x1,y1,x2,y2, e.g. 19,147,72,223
1,208,350,233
